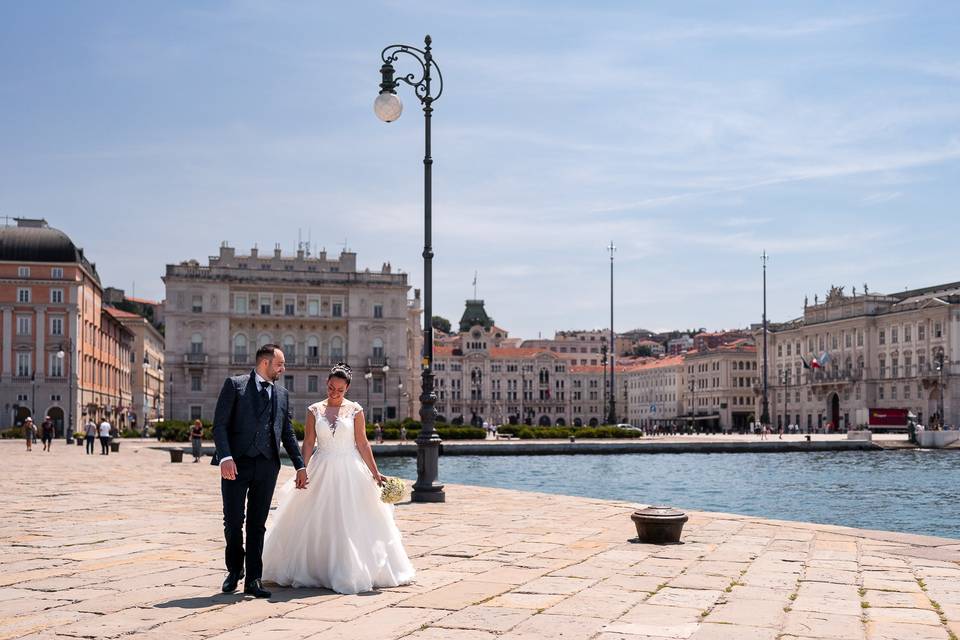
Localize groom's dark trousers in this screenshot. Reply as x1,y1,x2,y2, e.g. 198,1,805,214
213,373,304,584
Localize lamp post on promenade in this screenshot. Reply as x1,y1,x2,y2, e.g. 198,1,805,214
601,344,608,421
935,350,946,428
760,251,770,430
607,241,616,425
364,371,373,415
380,364,390,422
375,36,446,501
56,339,74,442
397,378,403,421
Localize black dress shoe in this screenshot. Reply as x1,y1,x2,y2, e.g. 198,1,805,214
221,570,244,593
243,579,271,598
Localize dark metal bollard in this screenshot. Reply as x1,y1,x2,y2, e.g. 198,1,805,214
169,449,183,463
631,506,688,544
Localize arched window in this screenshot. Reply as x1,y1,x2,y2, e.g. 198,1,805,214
330,336,344,360
233,334,247,361
282,335,296,359
372,338,384,358
190,333,203,354
306,335,320,358
257,333,272,348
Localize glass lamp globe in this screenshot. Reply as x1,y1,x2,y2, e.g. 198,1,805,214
374,92,403,122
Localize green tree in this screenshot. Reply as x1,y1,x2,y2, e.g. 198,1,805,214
432,316,452,334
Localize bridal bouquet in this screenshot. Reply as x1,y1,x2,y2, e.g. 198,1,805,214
380,476,406,504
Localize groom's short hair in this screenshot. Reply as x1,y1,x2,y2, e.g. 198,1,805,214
256,344,281,363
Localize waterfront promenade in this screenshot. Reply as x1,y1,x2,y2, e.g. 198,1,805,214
4,441,960,639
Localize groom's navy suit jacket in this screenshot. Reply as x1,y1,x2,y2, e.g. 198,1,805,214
212,372,304,469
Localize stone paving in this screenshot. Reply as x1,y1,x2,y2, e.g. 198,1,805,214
3,440,960,640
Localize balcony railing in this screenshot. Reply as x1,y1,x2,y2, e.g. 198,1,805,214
184,352,208,365
367,356,390,368
807,369,862,385
231,353,250,366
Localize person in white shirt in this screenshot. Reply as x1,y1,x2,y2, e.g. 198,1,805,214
98,419,112,455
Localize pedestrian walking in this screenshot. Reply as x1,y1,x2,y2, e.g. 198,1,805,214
399,424,407,443
98,419,112,455
41,416,55,452
84,419,97,454
190,419,204,462
23,417,36,451
374,423,383,444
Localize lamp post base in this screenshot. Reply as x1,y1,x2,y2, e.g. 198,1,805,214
411,437,445,503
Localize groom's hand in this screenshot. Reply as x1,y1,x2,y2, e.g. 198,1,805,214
220,459,237,480
295,469,308,489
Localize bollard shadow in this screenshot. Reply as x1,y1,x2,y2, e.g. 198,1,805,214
627,537,685,546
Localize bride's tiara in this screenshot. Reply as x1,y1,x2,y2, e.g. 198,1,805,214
330,362,353,381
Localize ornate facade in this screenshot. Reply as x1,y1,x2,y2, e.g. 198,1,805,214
162,243,421,423
0,218,134,435
759,282,960,430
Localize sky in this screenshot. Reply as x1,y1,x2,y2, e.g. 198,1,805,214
2,1,959,339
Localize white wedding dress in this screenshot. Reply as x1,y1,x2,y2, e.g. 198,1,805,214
261,400,415,594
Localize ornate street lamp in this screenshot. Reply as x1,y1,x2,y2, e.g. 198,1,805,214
935,350,946,428
364,371,373,415
381,364,390,421
56,339,74,442
397,378,404,421
375,35,445,502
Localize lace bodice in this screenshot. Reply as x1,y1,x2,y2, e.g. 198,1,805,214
308,400,362,453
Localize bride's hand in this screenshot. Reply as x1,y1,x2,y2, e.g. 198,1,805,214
374,472,386,486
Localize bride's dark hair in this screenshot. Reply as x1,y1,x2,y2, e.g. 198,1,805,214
329,362,352,386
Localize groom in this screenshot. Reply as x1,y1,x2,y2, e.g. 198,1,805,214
213,344,307,598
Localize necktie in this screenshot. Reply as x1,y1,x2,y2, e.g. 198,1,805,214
260,382,271,406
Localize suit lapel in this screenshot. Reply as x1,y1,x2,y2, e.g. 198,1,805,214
272,387,282,435
243,374,260,415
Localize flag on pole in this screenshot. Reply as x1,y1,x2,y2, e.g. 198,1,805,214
810,355,822,369
800,354,811,370
819,351,831,367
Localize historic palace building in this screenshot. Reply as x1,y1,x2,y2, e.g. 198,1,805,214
760,282,960,431
163,242,421,423
625,355,684,430
683,340,759,432
1,218,134,435
432,300,639,427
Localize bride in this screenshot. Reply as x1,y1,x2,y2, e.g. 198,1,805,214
261,363,415,594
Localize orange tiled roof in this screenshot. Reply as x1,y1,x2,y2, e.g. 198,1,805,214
125,295,160,306
634,355,686,370
103,306,143,320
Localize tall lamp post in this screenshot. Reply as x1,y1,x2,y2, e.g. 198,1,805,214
397,378,403,421
935,350,946,428
760,251,770,429
364,371,373,415
607,241,617,425
56,339,74,442
601,344,608,420
375,35,445,502
380,364,390,421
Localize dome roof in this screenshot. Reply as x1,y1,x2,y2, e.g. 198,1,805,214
0,218,81,263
